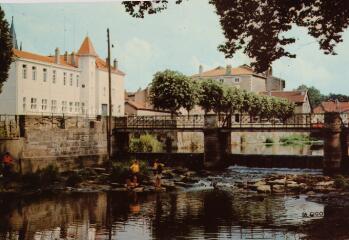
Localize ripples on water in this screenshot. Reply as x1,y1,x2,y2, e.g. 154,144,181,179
0,166,347,240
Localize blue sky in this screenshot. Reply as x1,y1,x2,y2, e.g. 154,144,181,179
2,1,349,94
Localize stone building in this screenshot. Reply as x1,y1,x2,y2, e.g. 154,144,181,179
0,19,125,117
191,64,285,92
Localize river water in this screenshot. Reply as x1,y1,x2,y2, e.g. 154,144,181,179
0,166,348,240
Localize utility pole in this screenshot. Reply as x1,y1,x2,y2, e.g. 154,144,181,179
107,28,112,169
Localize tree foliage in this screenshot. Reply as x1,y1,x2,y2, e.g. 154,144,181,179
296,84,325,107
149,70,197,115
123,0,349,72
197,79,225,114
0,6,13,93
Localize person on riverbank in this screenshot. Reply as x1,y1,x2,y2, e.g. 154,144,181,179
1,152,13,177
129,160,140,184
153,159,164,188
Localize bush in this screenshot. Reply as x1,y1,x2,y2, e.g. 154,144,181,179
264,137,274,145
280,134,313,145
66,172,83,187
129,134,163,152
334,175,349,189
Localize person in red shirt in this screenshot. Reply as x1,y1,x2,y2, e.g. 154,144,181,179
2,152,13,176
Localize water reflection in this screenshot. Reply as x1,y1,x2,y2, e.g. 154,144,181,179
0,190,332,240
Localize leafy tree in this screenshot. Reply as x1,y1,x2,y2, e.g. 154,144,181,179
149,70,196,116
0,6,13,93
296,84,325,107
260,95,273,120
277,99,295,122
197,79,225,114
326,93,349,102
123,0,349,72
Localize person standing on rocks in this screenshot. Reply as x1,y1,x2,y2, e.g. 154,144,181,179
153,159,164,188
1,152,13,177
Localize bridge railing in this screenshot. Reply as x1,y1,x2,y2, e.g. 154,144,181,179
114,113,331,129
0,115,20,138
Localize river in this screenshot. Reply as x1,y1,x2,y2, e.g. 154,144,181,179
0,166,348,240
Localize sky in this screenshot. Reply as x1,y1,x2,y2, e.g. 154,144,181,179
2,0,349,94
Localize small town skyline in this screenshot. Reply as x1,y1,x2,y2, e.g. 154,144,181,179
2,1,349,95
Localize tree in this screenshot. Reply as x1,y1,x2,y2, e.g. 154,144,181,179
326,93,349,102
149,70,196,116
296,84,325,107
0,6,13,93
123,1,349,72
197,79,225,114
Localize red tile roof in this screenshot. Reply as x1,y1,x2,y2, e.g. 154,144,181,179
13,37,125,76
313,101,349,113
77,36,98,56
192,65,261,78
260,91,308,103
13,49,77,68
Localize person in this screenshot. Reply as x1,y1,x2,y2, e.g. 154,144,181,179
125,175,139,190
153,159,164,188
129,160,140,184
2,152,13,177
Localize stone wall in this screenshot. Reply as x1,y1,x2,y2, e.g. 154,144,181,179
0,115,110,173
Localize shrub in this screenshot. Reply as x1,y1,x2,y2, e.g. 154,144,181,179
129,134,163,152
264,137,274,145
110,159,151,183
66,172,83,187
334,175,349,189
280,134,313,145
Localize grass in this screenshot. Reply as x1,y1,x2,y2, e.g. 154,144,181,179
279,134,314,146
264,137,274,146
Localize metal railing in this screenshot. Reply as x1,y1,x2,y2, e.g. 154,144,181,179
114,113,333,130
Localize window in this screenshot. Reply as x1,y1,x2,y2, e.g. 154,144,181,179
81,102,85,114
63,72,66,85
82,84,85,88
62,101,67,112
23,97,26,111
51,100,57,112
22,65,27,79
219,79,224,83
30,98,37,110
52,70,56,84
42,99,47,111
70,74,73,86
234,77,240,83
32,67,37,80
75,102,80,112
43,68,47,82
76,75,79,87
69,102,73,112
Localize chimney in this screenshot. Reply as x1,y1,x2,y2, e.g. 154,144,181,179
199,65,203,75
70,51,76,66
64,51,68,63
113,58,118,69
226,64,232,75
55,48,60,64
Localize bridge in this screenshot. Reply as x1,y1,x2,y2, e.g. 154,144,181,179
113,113,349,175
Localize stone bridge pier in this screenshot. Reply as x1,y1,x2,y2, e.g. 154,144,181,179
203,115,231,169
324,112,349,175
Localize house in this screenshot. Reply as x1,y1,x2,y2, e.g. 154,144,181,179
125,88,171,116
191,64,285,92
0,19,125,117
313,101,349,124
260,90,311,114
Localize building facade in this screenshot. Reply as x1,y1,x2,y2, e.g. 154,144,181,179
0,21,125,117
191,64,285,92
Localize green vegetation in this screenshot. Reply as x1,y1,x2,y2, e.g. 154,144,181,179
264,137,274,145
334,175,349,190
0,6,13,93
279,134,314,146
129,134,163,153
0,128,6,138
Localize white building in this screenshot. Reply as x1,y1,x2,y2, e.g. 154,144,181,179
0,20,125,117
